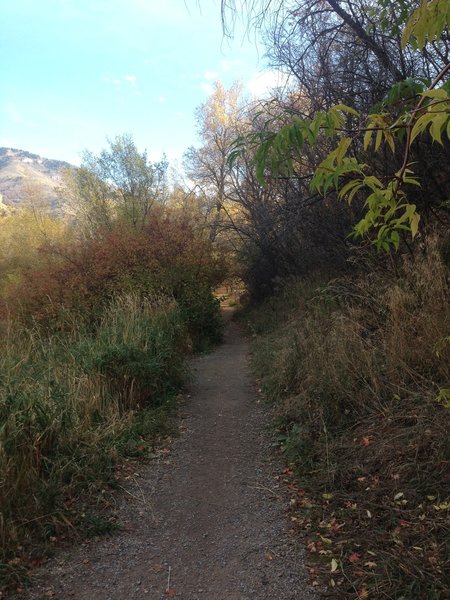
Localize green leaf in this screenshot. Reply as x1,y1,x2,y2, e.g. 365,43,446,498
364,128,374,150
335,137,352,163
421,88,449,100
339,179,362,199
391,230,400,250
375,129,383,151
334,103,360,116
429,112,449,144
384,130,396,153
363,175,383,191
410,211,420,237
410,112,436,144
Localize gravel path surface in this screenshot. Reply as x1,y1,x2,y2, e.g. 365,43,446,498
27,310,316,600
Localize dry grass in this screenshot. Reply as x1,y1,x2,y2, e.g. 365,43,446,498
247,237,450,598
0,293,189,591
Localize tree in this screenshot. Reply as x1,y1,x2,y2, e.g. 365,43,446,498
61,165,115,238
226,0,450,249
61,134,168,237
183,81,243,239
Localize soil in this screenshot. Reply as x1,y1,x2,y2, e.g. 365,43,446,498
26,309,316,600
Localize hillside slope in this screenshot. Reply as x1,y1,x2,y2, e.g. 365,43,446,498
0,147,72,211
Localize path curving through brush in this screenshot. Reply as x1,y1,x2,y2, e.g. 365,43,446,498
28,308,315,600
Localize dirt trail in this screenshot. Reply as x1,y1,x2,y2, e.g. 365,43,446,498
28,309,315,600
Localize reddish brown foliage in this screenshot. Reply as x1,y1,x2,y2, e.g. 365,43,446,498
10,210,223,325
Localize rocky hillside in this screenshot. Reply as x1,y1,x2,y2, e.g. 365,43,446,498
0,147,73,212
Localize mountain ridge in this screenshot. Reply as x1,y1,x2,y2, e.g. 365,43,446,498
0,147,74,211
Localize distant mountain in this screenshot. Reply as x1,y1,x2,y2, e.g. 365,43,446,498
0,147,74,212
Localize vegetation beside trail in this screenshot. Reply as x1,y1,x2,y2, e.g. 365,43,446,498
211,2,450,594
0,295,186,587
0,137,225,593
243,238,449,599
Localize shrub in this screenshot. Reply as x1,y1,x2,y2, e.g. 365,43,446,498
0,293,189,588
9,210,225,348
175,281,223,351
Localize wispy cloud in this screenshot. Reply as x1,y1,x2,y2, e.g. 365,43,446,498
246,70,289,98
200,82,214,95
102,74,138,88
204,70,218,80
220,58,243,72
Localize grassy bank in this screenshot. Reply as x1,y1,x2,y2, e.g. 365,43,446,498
0,293,196,590
245,239,449,599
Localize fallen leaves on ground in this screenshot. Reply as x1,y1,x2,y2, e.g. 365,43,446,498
348,553,361,563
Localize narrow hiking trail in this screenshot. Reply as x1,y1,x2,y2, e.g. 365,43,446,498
27,310,316,600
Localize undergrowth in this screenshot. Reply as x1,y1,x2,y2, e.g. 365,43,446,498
246,237,450,599
0,293,190,592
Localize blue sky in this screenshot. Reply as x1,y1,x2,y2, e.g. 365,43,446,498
1,0,281,167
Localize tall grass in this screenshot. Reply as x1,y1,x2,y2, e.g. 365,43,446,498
0,293,189,586
247,238,450,598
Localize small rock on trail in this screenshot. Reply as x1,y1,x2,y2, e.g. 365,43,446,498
26,310,316,600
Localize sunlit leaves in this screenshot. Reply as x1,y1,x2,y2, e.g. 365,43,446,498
229,104,359,185
410,90,450,145
311,139,362,196
402,0,450,49
364,113,395,152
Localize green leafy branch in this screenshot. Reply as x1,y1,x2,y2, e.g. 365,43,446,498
228,0,450,250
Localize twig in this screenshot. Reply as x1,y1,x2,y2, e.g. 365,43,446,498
116,484,147,503
166,565,172,592
248,483,283,500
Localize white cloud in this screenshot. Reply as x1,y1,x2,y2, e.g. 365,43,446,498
159,95,166,103
246,70,289,98
200,82,214,95
102,75,138,88
204,71,218,80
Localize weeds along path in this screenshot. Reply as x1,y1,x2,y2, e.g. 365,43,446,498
28,308,315,600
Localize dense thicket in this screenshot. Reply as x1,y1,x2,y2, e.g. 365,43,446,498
211,0,450,297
